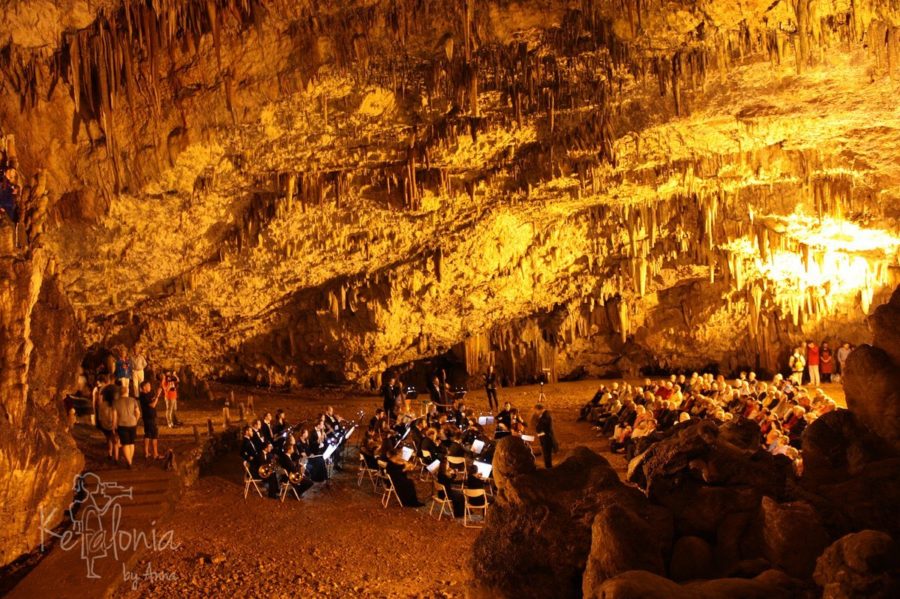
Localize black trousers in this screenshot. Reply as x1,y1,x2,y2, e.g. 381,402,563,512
540,437,554,468
486,388,498,411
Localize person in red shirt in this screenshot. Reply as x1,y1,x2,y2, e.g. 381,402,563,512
806,341,820,387
819,342,834,383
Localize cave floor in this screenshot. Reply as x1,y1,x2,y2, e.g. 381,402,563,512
13,379,846,598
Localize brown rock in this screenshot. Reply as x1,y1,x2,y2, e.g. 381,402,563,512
0,251,84,566
473,444,671,599
814,530,900,599
670,535,715,581
582,505,667,592
870,286,900,366
843,345,900,452
801,410,896,486
586,569,797,599
757,497,831,580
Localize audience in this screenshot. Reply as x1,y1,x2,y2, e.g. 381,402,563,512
582,368,843,475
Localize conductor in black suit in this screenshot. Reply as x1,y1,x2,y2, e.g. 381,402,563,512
535,404,558,469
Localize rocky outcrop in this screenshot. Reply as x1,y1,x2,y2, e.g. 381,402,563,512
585,569,799,599
0,244,84,566
844,287,900,452
472,438,670,599
813,531,900,599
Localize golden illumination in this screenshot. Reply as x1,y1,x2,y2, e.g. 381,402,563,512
724,213,900,321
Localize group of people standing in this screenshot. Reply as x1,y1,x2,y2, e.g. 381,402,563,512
91,346,181,468
788,340,854,387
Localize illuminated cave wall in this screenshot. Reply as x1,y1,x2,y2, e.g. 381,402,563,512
1,0,899,388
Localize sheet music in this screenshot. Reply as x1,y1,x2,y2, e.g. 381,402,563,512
401,446,414,462
471,439,485,454
474,460,492,479
521,434,535,442
426,459,440,474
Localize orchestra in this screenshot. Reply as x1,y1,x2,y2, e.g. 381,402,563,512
238,378,529,513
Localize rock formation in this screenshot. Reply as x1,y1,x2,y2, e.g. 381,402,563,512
0,0,897,387
0,226,84,565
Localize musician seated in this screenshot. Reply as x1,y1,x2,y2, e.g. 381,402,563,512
419,428,441,459
497,402,513,430
436,459,467,517
385,448,425,507
360,430,381,468
369,408,386,432
277,439,314,496
273,409,288,435
295,428,312,457
241,425,278,498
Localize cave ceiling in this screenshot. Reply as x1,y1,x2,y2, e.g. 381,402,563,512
2,0,899,386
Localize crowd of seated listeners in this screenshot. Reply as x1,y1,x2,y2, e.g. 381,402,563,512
579,371,838,474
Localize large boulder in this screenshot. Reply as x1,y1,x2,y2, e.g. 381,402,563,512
801,410,896,486
472,438,671,599
585,569,799,599
0,250,84,566
869,286,900,366
800,457,900,539
582,504,667,592
752,497,831,580
814,530,900,599
628,419,786,537
669,535,716,581
843,345,900,452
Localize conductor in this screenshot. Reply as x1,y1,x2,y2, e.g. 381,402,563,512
535,404,558,468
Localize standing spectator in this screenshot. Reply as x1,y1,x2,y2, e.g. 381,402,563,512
484,365,499,413
0,166,20,223
806,340,820,387
114,348,132,396
819,342,834,383
788,346,805,385
535,403,558,469
163,370,180,427
96,377,119,461
112,383,141,468
131,347,147,398
381,373,399,422
836,342,852,379
138,380,160,460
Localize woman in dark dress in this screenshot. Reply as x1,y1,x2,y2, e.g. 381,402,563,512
385,449,424,507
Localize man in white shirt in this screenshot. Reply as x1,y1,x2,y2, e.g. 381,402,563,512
131,348,148,398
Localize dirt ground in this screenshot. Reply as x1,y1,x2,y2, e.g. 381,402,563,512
113,379,846,598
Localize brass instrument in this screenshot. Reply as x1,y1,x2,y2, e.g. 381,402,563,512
288,458,308,485
258,461,274,478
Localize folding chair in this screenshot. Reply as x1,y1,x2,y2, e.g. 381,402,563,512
242,461,264,499
357,452,379,490
418,450,434,481
377,460,401,508
447,455,467,488
429,482,454,521
463,488,488,528
278,468,302,503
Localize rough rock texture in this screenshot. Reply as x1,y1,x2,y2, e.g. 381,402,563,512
669,535,716,582
1,0,898,387
582,504,667,591
628,419,786,538
586,568,799,599
800,410,897,485
472,438,671,599
813,531,900,599
755,497,830,580
0,238,84,565
844,287,900,452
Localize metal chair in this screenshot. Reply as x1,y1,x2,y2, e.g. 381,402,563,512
357,452,379,489
418,449,434,481
429,481,454,521
377,460,401,508
277,468,302,503
463,488,488,528
242,461,264,499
